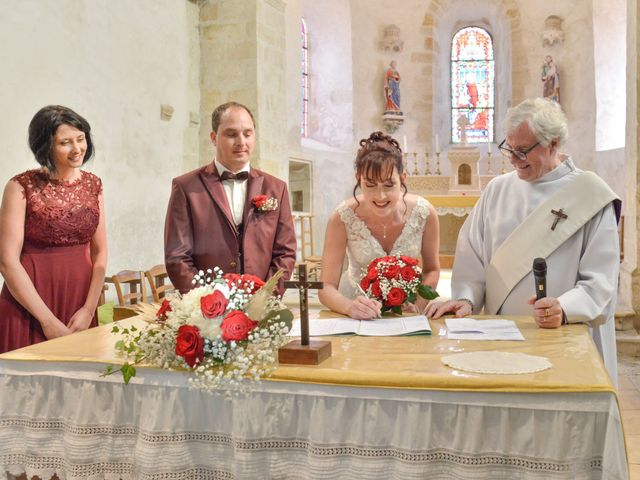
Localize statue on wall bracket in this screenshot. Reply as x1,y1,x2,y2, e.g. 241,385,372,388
382,60,404,133
541,55,560,104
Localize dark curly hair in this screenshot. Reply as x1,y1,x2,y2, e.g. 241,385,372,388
352,131,408,211
28,105,94,173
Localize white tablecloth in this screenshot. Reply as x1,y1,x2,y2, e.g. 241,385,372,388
0,357,628,480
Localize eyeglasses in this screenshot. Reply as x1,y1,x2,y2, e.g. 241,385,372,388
498,139,540,161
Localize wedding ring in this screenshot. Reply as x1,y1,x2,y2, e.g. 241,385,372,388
544,308,550,317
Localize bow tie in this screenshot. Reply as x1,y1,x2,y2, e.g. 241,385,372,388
220,171,249,182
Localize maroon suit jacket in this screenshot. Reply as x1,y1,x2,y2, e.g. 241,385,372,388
164,163,297,293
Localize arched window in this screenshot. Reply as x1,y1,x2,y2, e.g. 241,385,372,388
301,18,309,137
451,26,494,144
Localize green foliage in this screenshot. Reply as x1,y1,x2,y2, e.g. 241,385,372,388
101,324,145,384
418,284,439,300
121,363,136,384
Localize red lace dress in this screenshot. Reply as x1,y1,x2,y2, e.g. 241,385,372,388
0,169,102,353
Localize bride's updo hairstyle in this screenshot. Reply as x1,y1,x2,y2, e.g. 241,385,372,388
353,131,408,208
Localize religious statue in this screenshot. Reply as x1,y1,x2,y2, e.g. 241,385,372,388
541,55,560,103
384,61,402,114
456,114,470,145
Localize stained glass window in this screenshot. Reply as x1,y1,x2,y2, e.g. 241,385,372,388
451,27,494,143
301,18,309,137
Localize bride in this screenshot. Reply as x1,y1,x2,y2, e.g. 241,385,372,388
318,131,440,319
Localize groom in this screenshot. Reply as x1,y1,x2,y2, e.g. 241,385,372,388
164,101,297,293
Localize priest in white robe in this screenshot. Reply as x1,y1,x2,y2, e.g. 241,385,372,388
426,98,621,384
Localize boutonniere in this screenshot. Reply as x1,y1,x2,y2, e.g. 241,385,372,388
251,195,278,212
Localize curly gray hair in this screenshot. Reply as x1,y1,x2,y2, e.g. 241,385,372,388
504,98,568,147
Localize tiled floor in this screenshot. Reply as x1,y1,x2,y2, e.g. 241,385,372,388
619,354,640,479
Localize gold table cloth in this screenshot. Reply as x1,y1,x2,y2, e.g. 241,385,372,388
0,314,614,393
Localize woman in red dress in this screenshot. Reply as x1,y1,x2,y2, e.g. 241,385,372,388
0,105,107,353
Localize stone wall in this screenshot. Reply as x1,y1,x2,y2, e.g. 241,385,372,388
199,0,288,179
0,0,200,276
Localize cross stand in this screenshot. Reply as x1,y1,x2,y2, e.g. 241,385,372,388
550,208,568,231
278,263,332,365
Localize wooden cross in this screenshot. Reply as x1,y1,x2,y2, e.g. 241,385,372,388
278,263,331,364
283,263,323,345
550,208,568,231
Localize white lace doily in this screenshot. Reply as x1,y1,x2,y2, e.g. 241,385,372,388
441,351,552,374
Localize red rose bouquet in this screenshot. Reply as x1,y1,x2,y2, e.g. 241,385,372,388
104,268,293,392
360,255,439,314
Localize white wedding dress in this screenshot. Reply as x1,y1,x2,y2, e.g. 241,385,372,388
336,196,431,299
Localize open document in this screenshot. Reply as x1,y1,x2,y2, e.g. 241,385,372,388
445,318,525,341
288,315,431,337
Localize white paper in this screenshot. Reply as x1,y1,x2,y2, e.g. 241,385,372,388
288,315,431,337
445,318,524,341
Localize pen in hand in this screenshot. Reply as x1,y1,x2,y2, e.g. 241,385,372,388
356,284,381,319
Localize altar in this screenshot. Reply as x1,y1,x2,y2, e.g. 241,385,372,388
404,144,497,268
0,313,628,480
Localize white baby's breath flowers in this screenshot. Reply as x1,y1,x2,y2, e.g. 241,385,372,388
111,268,292,394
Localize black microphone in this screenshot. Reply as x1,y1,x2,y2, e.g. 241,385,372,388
532,257,547,300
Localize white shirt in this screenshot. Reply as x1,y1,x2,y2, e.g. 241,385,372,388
215,160,250,225
452,159,620,383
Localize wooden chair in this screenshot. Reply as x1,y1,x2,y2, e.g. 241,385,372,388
292,213,322,279
109,270,148,306
98,283,109,307
145,264,174,303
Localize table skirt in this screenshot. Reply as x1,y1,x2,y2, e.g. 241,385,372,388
0,360,627,480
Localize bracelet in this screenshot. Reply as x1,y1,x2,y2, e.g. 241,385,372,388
457,298,474,312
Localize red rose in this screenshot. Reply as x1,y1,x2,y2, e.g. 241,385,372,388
360,276,371,291
401,266,417,281
252,195,268,209
200,290,228,318
384,265,401,279
175,325,204,367
368,258,382,272
385,287,406,307
223,273,265,294
366,268,378,281
222,273,240,289
239,274,265,293
156,298,172,319
371,280,382,299
221,310,258,342
400,256,419,266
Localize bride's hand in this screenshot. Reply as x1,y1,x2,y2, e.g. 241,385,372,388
348,296,382,320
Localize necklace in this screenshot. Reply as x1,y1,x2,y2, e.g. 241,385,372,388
372,223,388,240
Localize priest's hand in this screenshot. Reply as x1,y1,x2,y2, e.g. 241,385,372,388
348,296,382,320
424,299,472,319
528,295,563,328
41,318,72,340
67,306,95,333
